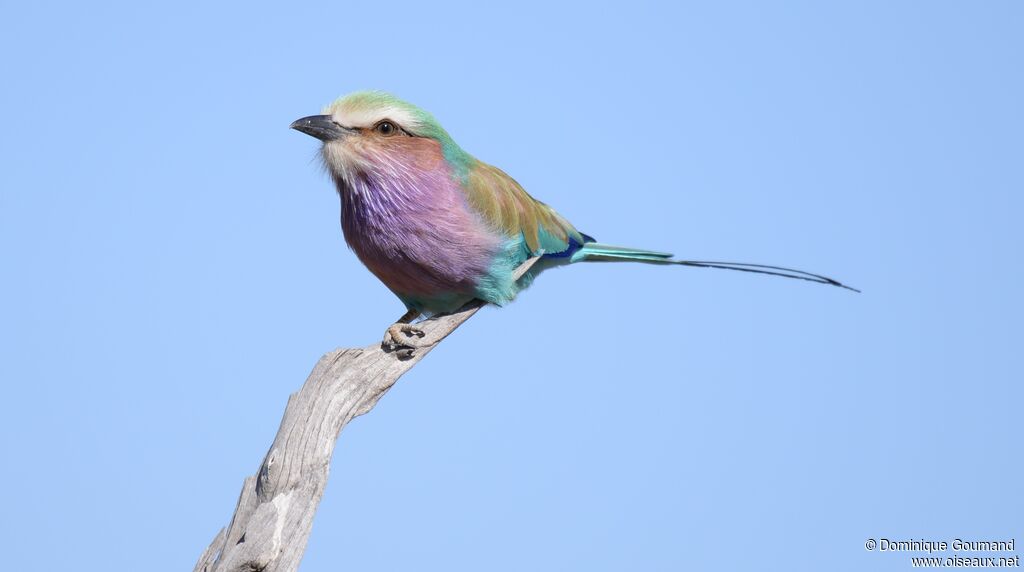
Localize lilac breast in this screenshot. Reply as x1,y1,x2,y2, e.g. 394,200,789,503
334,159,501,302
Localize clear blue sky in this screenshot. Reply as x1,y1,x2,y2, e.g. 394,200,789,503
1,2,1020,570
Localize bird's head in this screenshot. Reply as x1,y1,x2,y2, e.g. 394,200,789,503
291,91,471,190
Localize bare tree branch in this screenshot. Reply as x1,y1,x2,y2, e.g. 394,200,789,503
194,258,538,572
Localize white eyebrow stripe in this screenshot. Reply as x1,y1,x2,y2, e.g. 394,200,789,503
330,105,421,131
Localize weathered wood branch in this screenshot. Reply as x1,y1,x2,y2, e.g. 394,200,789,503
194,259,537,572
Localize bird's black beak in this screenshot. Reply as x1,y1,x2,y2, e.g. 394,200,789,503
290,115,353,141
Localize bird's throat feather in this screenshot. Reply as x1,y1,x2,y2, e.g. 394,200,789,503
326,142,502,300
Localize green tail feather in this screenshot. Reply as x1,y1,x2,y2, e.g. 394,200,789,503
569,242,859,292
570,243,675,264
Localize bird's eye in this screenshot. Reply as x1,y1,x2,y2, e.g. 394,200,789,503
374,121,398,136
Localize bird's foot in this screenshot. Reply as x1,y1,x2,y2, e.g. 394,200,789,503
382,323,427,359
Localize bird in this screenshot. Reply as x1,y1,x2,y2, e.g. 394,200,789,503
291,91,855,353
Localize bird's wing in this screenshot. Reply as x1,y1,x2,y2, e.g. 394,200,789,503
462,161,590,257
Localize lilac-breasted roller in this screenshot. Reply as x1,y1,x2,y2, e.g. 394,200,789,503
291,92,855,352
